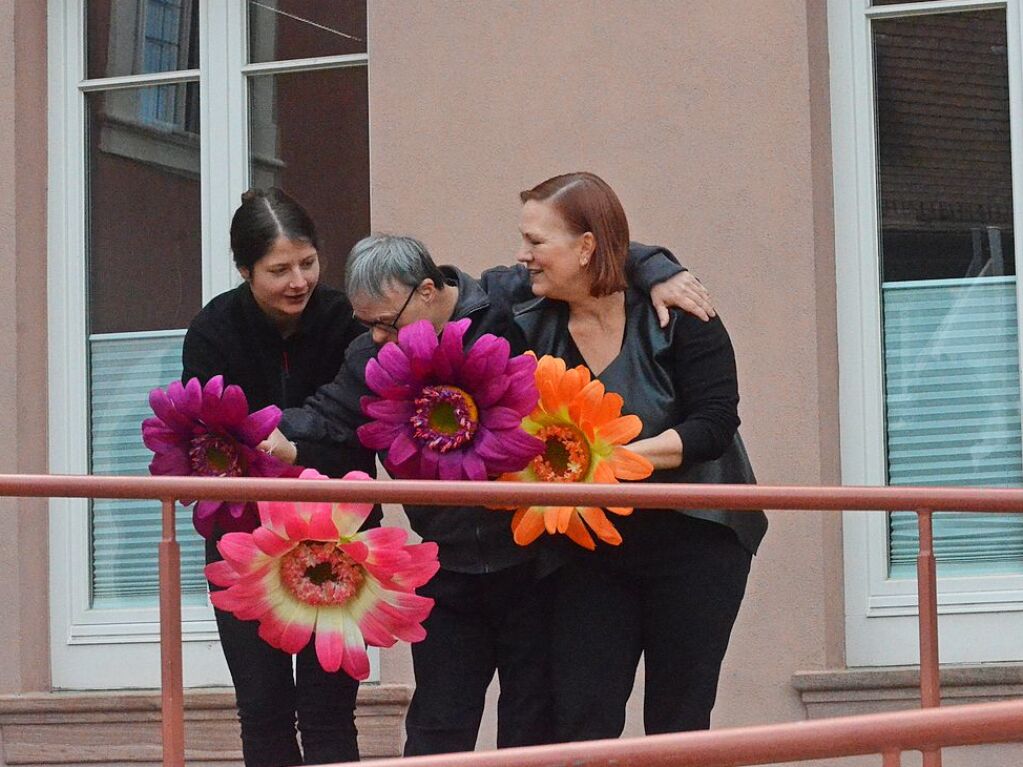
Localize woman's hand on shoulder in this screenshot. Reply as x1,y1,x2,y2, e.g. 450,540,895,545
650,272,716,328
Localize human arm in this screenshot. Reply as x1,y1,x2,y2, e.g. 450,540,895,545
477,246,715,323
268,342,375,469
628,242,716,326
626,314,739,469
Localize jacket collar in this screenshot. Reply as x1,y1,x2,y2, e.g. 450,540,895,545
238,281,325,341
441,265,490,321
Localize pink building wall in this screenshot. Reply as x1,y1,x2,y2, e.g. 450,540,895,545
0,0,50,696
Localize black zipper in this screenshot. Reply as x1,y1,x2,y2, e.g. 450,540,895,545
280,348,290,404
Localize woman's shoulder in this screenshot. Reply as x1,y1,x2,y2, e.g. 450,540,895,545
188,284,247,333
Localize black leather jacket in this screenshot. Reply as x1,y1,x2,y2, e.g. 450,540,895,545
513,244,767,555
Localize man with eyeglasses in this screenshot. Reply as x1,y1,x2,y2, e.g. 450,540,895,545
263,233,712,756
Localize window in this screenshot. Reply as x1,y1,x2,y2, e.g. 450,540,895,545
830,0,1023,666
49,0,369,689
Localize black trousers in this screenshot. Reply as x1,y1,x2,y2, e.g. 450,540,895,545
403,563,554,756
206,538,360,767
550,513,752,741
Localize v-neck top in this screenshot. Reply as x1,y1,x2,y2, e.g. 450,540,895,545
514,283,768,555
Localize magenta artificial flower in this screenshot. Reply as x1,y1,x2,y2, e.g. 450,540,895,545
142,375,301,538
205,469,439,679
356,318,544,480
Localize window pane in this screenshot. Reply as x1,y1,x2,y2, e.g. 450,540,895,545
90,334,207,608
248,0,366,63
86,84,204,607
873,10,1023,577
87,0,199,80
87,84,201,333
875,11,1014,282
248,66,370,287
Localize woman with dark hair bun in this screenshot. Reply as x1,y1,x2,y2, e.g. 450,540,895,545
183,188,378,766
513,172,767,742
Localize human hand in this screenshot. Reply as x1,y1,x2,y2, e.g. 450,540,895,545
258,427,298,464
650,271,716,327
626,430,683,470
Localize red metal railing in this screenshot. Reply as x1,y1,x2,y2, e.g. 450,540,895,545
1,474,1022,767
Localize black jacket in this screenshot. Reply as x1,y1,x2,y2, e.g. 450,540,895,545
182,282,379,484
280,250,686,573
513,244,767,555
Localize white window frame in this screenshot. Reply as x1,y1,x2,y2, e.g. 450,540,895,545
47,0,371,689
830,0,1023,666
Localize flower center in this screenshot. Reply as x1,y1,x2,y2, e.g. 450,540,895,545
410,385,479,452
280,541,365,606
188,432,245,477
530,424,591,483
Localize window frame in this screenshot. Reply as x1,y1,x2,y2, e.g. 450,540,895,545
829,0,1023,666
47,0,371,688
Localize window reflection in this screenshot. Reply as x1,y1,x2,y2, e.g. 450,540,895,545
875,11,1014,281
87,0,199,80
249,67,370,288
86,84,202,334
874,10,1023,578
248,0,366,63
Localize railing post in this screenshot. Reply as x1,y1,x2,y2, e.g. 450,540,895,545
916,508,942,767
882,749,902,767
159,498,185,767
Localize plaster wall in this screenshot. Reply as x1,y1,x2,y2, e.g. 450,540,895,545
367,0,842,748
0,0,51,699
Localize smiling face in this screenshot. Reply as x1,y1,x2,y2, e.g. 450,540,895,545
240,236,320,333
516,199,594,301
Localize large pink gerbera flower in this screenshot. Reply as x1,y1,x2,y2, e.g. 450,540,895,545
205,469,439,679
142,375,301,538
356,318,544,480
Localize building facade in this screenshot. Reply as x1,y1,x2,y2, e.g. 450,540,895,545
0,1,1021,765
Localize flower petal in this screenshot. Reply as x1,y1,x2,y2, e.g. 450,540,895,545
608,447,654,480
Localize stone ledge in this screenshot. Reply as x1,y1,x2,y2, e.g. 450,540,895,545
0,685,411,765
792,664,1023,719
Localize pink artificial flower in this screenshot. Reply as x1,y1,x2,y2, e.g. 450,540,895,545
142,375,301,538
205,469,439,679
357,318,544,480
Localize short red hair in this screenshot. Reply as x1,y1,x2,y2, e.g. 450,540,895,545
519,172,630,297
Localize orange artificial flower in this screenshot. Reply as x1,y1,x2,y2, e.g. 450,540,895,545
499,355,654,550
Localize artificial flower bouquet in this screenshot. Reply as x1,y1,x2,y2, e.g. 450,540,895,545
142,375,439,675
354,320,654,551
205,469,439,680
499,354,653,550
142,375,303,538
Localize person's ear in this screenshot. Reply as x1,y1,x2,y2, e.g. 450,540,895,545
238,266,251,282
417,278,437,303
579,232,596,266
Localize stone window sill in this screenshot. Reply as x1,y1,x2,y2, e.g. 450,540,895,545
792,664,1023,720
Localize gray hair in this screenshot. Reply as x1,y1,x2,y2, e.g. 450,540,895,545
344,234,446,299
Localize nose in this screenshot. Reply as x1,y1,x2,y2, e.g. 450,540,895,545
371,326,395,346
516,246,531,264
288,266,308,290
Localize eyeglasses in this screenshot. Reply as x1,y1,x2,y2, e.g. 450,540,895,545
356,286,417,332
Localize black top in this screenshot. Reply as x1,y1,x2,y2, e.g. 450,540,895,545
182,282,379,485
513,245,767,554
